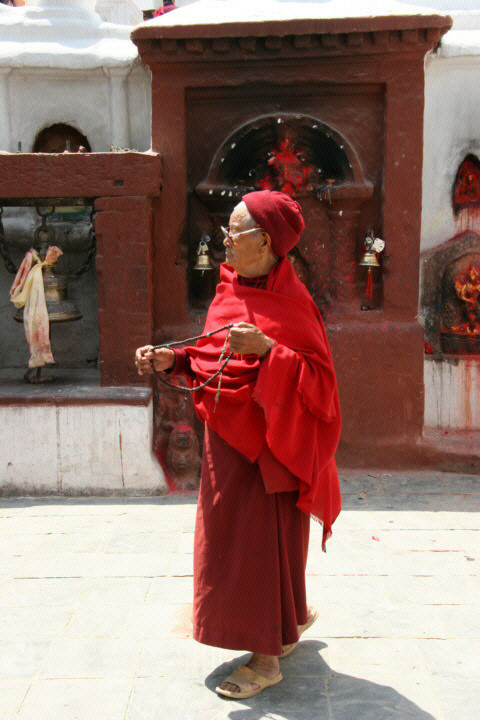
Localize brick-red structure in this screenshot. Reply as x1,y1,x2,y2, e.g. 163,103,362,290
130,7,468,467
0,152,162,386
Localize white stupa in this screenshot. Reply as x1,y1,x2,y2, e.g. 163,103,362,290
0,0,137,69
0,0,151,153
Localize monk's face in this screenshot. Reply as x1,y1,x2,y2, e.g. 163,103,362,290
223,202,273,277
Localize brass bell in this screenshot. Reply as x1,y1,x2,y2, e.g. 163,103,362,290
193,235,213,275
14,227,82,324
15,267,82,323
360,231,382,268
359,248,380,268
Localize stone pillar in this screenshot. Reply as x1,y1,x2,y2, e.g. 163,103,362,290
0,70,12,152
106,68,131,150
94,195,154,385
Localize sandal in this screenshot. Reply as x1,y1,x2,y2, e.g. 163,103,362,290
279,606,319,658
215,664,283,699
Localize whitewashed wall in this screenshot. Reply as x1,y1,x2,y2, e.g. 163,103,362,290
422,51,480,251
424,357,480,428
0,67,151,153
0,0,151,153
421,11,480,429
1,400,167,494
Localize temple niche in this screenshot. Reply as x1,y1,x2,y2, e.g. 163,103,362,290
33,124,92,154
132,0,455,468
453,154,480,234
0,121,98,381
440,253,480,356
193,114,373,313
421,153,480,431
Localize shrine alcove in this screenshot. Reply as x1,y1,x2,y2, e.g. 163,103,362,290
192,113,373,313
33,123,92,154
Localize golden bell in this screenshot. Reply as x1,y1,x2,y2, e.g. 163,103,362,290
15,266,82,323
193,240,213,273
359,249,380,268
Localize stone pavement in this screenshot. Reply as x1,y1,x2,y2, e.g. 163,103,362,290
0,471,478,720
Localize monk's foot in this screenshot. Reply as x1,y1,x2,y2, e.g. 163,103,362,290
280,604,317,657
219,653,280,694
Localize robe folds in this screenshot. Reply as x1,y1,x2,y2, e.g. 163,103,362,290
193,422,310,656
168,258,341,654
180,257,342,550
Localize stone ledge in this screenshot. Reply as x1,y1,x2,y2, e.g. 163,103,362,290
0,369,151,407
0,152,162,201
0,398,166,492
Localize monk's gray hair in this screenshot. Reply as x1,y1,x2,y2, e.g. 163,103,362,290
235,201,257,230
234,201,279,260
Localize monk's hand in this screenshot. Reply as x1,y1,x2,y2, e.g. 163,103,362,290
228,322,275,358
135,345,175,375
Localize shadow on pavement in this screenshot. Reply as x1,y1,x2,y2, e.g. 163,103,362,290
205,640,437,720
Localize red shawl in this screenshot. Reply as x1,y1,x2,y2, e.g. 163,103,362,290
185,258,341,550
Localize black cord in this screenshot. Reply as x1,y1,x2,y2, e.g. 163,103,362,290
151,323,234,350
150,352,233,393
149,323,235,394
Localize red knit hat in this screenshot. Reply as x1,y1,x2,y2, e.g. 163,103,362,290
242,190,305,257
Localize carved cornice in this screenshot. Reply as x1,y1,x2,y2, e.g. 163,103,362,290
134,26,448,64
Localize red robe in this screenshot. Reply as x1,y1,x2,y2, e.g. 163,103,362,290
168,259,341,654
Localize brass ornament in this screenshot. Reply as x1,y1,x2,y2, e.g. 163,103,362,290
360,232,382,267
359,247,381,268
193,235,213,274
360,231,385,302
13,219,82,324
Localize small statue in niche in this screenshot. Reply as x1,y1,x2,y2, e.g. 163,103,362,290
440,255,480,354
257,131,321,196
452,263,480,335
453,155,480,215
166,421,201,491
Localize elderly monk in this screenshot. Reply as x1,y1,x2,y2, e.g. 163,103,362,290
135,190,341,699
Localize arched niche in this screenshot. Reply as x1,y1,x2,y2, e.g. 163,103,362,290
194,114,373,312
198,113,364,200
33,123,91,154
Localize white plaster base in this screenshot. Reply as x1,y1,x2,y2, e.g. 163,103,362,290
424,356,480,429
0,400,167,495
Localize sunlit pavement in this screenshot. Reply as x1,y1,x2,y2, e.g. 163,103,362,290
0,471,478,720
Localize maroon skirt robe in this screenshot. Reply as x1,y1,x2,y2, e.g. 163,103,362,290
193,423,310,655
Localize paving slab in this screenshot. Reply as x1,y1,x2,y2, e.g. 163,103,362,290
16,678,132,720
418,638,480,678
327,672,442,720
0,471,477,720
0,640,52,679
38,637,143,679
427,675,479,720
0,679,31,720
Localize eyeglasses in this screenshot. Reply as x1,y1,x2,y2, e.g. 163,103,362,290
221,226,261,243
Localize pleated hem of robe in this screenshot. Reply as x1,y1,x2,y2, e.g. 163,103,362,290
192,618,304,656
